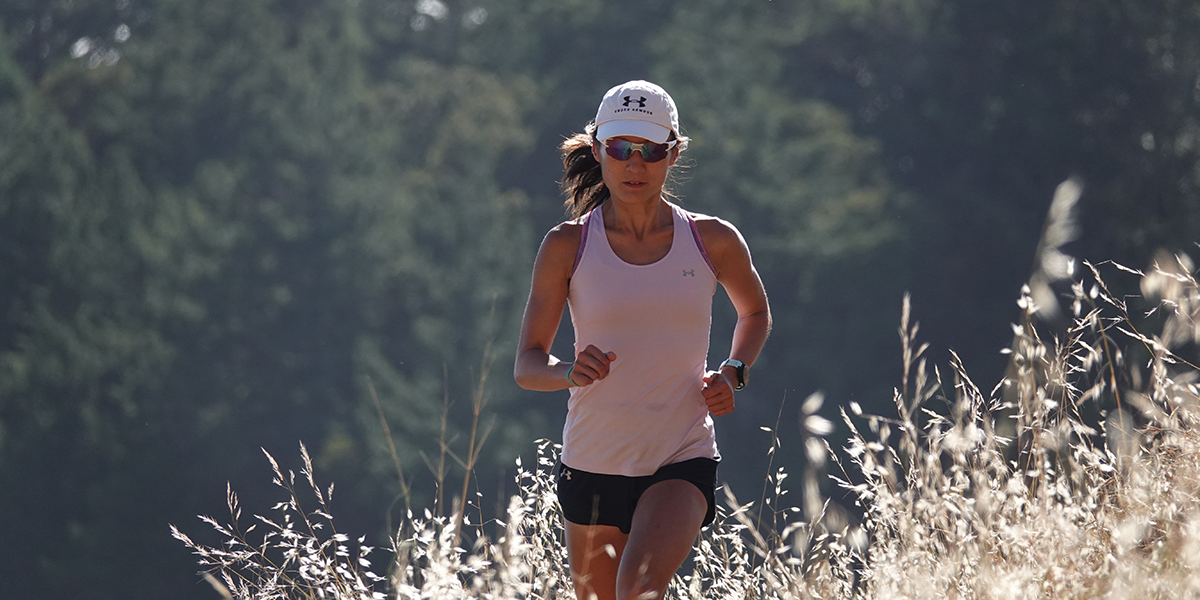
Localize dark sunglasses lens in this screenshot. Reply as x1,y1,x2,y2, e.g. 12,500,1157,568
604,139,633,160
642,143,669,162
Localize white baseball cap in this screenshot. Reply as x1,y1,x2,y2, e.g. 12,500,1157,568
594,80,679,144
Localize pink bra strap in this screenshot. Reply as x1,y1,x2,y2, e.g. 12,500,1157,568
686,212,717,276
570,209,593,277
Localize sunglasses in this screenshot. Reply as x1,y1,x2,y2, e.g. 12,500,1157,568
598,138,678,163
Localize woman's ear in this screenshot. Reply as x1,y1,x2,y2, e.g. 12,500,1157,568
591,143,601,163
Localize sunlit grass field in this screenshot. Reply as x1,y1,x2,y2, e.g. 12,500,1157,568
174,253,1200,599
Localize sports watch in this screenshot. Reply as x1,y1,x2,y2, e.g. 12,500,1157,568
718,359,748,391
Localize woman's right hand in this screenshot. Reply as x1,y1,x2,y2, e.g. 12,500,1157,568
568,345,617,387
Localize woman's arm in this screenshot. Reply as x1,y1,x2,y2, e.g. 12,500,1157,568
514,224,618,391
697,216,772,413
514,225,577,391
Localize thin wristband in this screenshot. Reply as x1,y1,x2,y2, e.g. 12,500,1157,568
565,364,580,387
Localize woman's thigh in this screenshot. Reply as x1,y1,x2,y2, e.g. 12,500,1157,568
618,479,708,599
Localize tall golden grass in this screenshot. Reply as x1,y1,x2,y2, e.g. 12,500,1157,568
174,250,1200,599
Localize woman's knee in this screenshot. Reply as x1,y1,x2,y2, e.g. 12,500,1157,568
565,522,627,600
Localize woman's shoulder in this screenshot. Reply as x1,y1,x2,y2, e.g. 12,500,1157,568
682,209,744,250
536,218,587,267
544,218,585,245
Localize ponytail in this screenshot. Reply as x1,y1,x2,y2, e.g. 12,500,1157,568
559,125,606,219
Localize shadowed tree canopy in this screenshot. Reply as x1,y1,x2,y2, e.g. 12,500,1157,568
0,0,1197,598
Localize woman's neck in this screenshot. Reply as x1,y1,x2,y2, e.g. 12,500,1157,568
604,197,672,239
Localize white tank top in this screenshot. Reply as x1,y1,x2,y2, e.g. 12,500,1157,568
562,202,720,476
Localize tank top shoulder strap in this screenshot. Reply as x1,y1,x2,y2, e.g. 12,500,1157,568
570,207,598,277
677,206,717,276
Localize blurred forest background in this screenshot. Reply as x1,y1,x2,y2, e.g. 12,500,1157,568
2,0,1198,598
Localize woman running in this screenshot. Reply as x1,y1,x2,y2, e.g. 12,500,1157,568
515,80,771,600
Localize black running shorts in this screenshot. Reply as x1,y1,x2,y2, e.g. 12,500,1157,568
556,457,718,534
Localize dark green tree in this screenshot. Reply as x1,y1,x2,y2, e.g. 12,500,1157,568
1,1,539,597
783,0,1200,384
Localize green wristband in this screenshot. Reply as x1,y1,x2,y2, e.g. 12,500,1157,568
566,364,580,387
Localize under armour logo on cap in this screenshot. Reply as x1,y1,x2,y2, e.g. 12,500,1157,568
622,96,647,108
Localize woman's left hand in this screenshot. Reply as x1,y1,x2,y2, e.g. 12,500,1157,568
701,371,735,416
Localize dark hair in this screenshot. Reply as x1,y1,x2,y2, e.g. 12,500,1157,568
559,123,688,219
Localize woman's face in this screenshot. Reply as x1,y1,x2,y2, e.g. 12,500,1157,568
593,136,678,203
